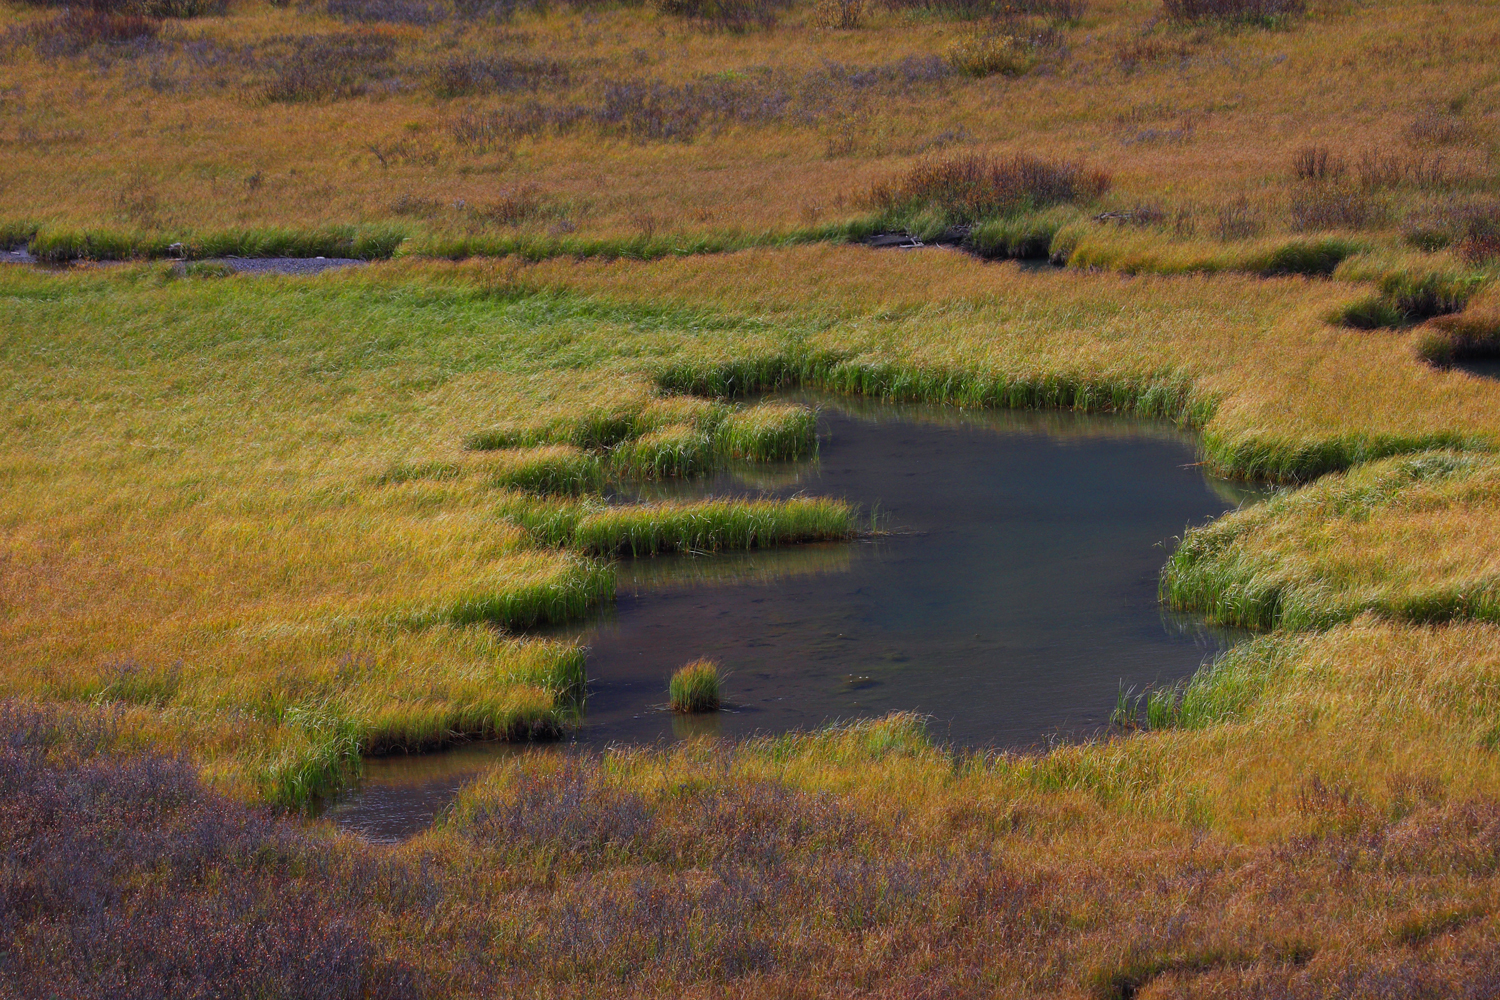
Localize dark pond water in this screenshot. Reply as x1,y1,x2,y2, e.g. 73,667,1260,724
323,392,1266,841
1456,359,1500,381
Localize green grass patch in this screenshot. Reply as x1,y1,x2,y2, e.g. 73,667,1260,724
610,424,714,478
26,224,407,263
569,497,855,557
669,658,721,713
486,446,605,494
714,403,817,461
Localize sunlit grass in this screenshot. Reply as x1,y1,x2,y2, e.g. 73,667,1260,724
668,657,722,712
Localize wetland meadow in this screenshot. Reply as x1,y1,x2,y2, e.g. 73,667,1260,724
5,0,1500,994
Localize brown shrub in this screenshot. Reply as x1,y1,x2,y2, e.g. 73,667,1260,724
885,0,1087,21
15,0,225,15
867,152,1110,222
0,702,426,1000
654,0,796,32
259,32,399,103
1214,194,1262,239
471,184,568,225
1115,36,1192,73
430,55,568,97
1291,145,1346,183
812,0,865,28
22,9,159,58
1289,186,1372,231
1405,108,1473,148
1162,0,1303,23
1357,149,1469,191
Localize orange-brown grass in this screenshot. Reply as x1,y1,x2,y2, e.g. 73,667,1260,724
0,0,1496,243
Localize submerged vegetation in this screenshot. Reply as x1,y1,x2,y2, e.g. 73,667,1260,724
5,0,1500,990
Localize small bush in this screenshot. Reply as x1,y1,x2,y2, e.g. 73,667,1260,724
885,0,1085,20
1291,145,1346,183
430,55,568,98
328,0,444,24
23,9,159,58
669,659,721,713
260,32,398,103
1356,150,1468,191
1405,109,1473,148
947,29,1041,77
470,185,570,226
1289,186,1372,231
654,0,794,32
1162,0,1303,23
867,153,1110,226
1402,199,1500,254
811,0,864,27
1114,37,1192,73
1214,195,1261,240
14,0,226,14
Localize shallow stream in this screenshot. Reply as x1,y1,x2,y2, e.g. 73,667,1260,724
325,392,1267,841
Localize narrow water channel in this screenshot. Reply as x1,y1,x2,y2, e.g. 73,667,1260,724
324,393,1266,841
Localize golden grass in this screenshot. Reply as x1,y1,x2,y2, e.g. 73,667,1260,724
1164,450,1500,629
6,246,1500,806
0,0,1495,244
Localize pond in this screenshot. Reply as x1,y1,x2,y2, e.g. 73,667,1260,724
323,392,1266,841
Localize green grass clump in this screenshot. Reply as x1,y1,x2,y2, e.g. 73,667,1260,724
401,221,878,264
486,445,604,494
611,424,714,478
969,207,1083,260
715,403,817,461
668,658,721,713
26,225,406,263
0,219,39,250
570,497,854,557
1060,227,1366,278
431,557,615,629
1331,252,1489,328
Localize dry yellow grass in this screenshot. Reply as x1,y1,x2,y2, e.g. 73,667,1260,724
0,0,1496,240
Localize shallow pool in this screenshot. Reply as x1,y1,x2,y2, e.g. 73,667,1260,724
323,393,1265,840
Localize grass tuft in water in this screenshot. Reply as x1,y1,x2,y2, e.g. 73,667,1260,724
715,403,818,461
570,497,855,557
669,659,721,713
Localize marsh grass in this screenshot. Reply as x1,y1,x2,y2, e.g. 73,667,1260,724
669,657,721,712
28,224,407,262
569,497,855,556
611,423,714,478
1162,451,1500,630
1416,285,1500,364
714,402,817,460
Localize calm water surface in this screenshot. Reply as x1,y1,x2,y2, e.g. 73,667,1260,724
324,393,1264,841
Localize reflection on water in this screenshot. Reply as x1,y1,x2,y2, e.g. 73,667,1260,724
325,391,1268,841
320,742,526,842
